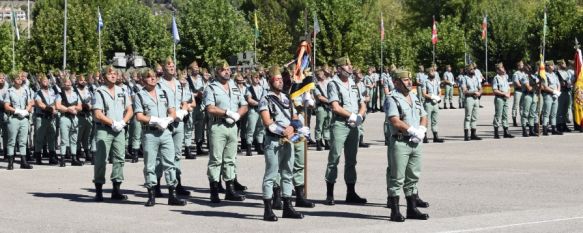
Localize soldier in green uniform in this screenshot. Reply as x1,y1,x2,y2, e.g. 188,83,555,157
178,71,196,159
520,64,540,137
313,68,331,151
442,65,455,109
32,74,59,165
127,71,143,163
245,72,267,156
556,60,572,132
76,75,94,164
385,69,429,222
512,61,526,127
3,72,34,170
204,60,248,203
541,61,563,135
415,65,427,103
456,67,466,109
193,68,211,155
185,61,202,158
134,69,187,207
259,67,305,221
56,76,84,166
421,67,445,143
491,63,514,139
462,65,483,141
324,57,367,205
364,67,376,113
0,73,9,159
355,68,370,148
92,65,133,202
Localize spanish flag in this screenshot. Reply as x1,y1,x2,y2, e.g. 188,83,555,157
573,46,583,129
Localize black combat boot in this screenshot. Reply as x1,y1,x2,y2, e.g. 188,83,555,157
512,117,518,127
345,183,367,204
168,186,187,206
19,155,32,169
432,132,444,143
245,144,252,156
145,188,155,207
528,125,536,136
450,103,456,109
48,151,58,165
224,180,245,201
111,182,128,200
325,182,335,205
209,181,221,203
272,186,283,209
7,156,14,170
316,139,323,151
562,123,572,133
494,127,500,139
534,123,540,134
470,129,482,140
543,125,549,136
59,150,66,167
263,199,278,221
176,174,191,196
256,143,265,155
406,194,429,220
42,147,48,158
359,135,370,148
154,177,163,197
443,102,448,109
35,152,43,165
324,140,330,150
131,149,140,162
295,185,315,208
389,196,405,222
196,141,208,155
551,125,563,135
184,146,195,160
71,149,84,166
503,127,514,138
94,183,104,202
415,194,429,208
218,180,226,193
422,133,429,143
282,197,304,219
464,129,469,141
522,126,529,137
233,177,247,192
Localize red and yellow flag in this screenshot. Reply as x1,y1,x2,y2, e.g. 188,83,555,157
573,47,583,127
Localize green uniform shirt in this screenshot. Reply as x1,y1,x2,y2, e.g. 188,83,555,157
492,74,510,93
258,92,291,128
6,87,30,110
133,86,175,117
92,85,131,122
327,75,363,114
158,78,188,108
423,78,441,96
203,79,247,112
545,72,560,90
33,89,57,114
462,75,482,94
56,90,80,106
443,71,454,86
385,91,427,136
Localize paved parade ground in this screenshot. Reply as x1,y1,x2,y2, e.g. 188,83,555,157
1,96,582,233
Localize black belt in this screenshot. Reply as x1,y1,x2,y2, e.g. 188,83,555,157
78,112,91,117
266,131,284,138
62,113,76,118
392,134,411,141
35,113,54,119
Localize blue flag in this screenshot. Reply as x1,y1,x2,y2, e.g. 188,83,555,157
172,15,180,44
97,8,104,32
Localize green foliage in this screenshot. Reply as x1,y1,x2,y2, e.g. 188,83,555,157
0,23,14,73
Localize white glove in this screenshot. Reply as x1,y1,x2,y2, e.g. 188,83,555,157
298,126,310,137
348,113,357,123
225,110,241,122
415,126,427,140
407,126,417,136
14,109,25,117
418,126,427,135
302,93,315,107
148,116,162,127
158,117,172,130
355,114,364,126
111,121,124,132
225,117,235,124
175,109,188,121
552,90,561,96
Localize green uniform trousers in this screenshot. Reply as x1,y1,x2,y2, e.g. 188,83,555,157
520,93,538,127
387,138,422,197
33,115,56,152
170,121,184,174
129,116,142,150
444,85,454,104
367,88,376,110
93,125,126,184
77,115,92,152
207,121,238,182
464,96,480,129
512,90,523,118
458,86,465,108
493,96,510,128
143,128,177,188
557,91,572,125
245,108,264,145
193,105,206,142
314,106,331,141
6,115,29,156
183,111,194,147
325,119,360,184
0,115,7,151
59,115,78,153
262,134,294,199
424,102,439,133
542,94,558,126
370,87,378,110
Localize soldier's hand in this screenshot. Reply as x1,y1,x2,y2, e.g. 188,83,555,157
283,126,294,138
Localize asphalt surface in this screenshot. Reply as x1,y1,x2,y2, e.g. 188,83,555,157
1,96,582,233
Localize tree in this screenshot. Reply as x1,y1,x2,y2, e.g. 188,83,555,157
0,23,14,73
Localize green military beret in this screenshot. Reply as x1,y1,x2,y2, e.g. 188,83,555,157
335,56,351,66
424,68,432,73
215,59,230,70
269,65,281,76
556,59,565,65
545,60,554,66
393,70,411,80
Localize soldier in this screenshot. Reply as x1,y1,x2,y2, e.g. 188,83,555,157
422,67,444,143
556,59,572,132
91,65,133,202
567,60,578,130
491,63,514,139
541,61,563,135
456,67,466,109
234,73,249,154
462,65,483,141
204,60,248,203
324,57,367,205
415,65,427,103
75,75,93,164
473,63,486,108
259,67,304,221
32,74,59,165
364,67,376,113
56,76,84,166
245,72,267,156
134,69,187,207
378,67,393,112
157,58,191,196
313,68,331,151
127,71,143,163
178,71,196,159
520,64,540,137
0,73,9,159
442,65,455,109
512,61,526,127
355,68,370,148
185,61,202,158
4,72,33,170
193,68,211,155
385,69,430,222
368,68,379,112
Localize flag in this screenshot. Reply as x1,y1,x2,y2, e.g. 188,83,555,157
12,9,20,40
380,13,385,41
254,11,259,38
313,14,320,36
97,7,104,33
481,15,487,40
573,43,583,127
538,53,546,82
172,15,180,44
289,40,315,100
431,16,438,45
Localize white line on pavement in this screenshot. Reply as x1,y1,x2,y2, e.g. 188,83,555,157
437,216,583,233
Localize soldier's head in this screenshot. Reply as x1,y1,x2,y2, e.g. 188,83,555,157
189,61,200,75
115,71,124,85
465,64,475,76
268,65,283,93
568,60,575,69
316,68,326,80
496,63,506,75
131,70,140,82
77,75,87,88
446,65,452,72
155,63,163,77
37,73,49,88
215,59,231,81
418,65,424,72
102,65,118,86
11,72,24,87
234,72,245,86
557,59,566,69
178,70,188,87
335,57,353,79
61,76,73,91
426,67,434,79
201,68,211,81
250,71,260,85
0,73,5,86
545,61,555,72
393,70,413,93
141,69,158,89
163,57,176,78
516,60,524,70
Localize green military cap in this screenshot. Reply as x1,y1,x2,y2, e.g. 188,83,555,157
335,56,351,66
269,65,281,76
393,70,412,80
424,67,432,73
201,67,208,73
215,59,230,70
556,59,566,65
545,60,554,66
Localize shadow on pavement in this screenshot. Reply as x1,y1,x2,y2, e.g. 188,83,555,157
302,210,387,220
30,189,146,205
172,210,262,220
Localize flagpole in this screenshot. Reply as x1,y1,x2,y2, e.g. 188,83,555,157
172,12,177,65
98,7,102,69
27,0,30,39
63,0,68,71
485,14,488,84
12,12,15,72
